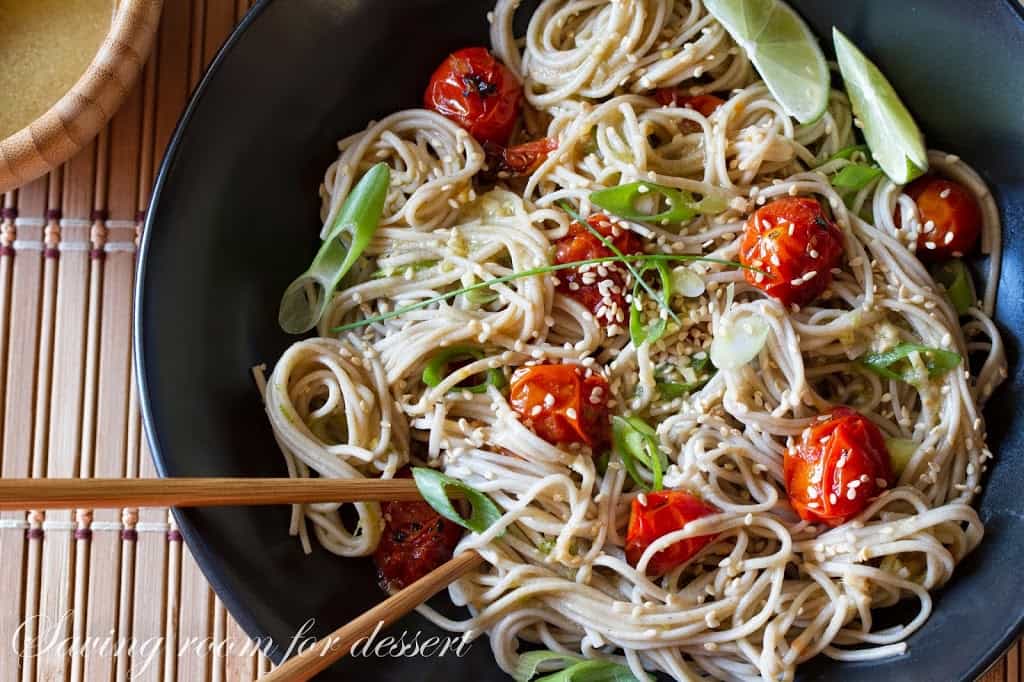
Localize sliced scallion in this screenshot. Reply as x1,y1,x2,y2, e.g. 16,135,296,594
463,284,500,306
859,343,961,385
710,314,770,370
826,144,870,163
831,164,883,190
411,467,503,535
589,181,725,224
670,266,706,298
422,346,505,394
612,416,666,491
279,163,390,333
930,260,976,315
371,259,439,279
655,352,712,395
885,437,917,476
513,651,646,682
514,651,582,681
629,261,672,346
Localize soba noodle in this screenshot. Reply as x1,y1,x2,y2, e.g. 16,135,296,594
257,1,1006,679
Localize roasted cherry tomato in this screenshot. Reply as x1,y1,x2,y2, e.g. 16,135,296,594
373,469,463,593
902,175,982,260
740,197,844,308
554,214,644,325
625,490,719,576
498,137,559,176
424,47,522,146
509,364,611,447
784,407,895,527
653,92,725,133
653,91,725,116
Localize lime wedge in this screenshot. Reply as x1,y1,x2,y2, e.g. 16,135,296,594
703,0,829,123
833,28,928,184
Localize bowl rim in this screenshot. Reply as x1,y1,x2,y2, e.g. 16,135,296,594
0,0,164,194
133,0,1024,678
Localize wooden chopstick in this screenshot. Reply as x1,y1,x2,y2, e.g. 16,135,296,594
1,476,483,680
261,550,484,680
0,477,463,510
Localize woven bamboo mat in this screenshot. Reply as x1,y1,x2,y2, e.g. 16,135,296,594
0,1,1019,680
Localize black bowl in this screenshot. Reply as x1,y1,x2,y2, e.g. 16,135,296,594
135,1,1024,679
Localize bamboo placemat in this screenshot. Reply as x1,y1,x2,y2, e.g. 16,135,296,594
0,1,1018,680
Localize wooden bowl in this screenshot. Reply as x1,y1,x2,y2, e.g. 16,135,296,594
0,0,164,194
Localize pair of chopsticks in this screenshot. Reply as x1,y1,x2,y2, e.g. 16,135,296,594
0,477,478,680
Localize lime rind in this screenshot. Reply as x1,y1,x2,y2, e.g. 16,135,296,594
833,28,928,184
704,0,830,124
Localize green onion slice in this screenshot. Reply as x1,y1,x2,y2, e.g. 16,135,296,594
885,437,917,476
463,284,500,306
371,259,439,279
279,163,390,333
629,261,672,347
710,314,769,370
826,144,870,163
411,467,503,535
589,181,726,224
859,343,962,385
831,164,883,190
514,652,583,682
612,416,666,491
930,260,976,315
422,346,505,394
654,354,715,399
670,266,706,298
513,651,646,682
582,128,600,157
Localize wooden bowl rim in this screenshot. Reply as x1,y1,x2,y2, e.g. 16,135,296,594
0,0,165,195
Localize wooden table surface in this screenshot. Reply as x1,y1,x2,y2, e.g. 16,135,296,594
0,1,1018,680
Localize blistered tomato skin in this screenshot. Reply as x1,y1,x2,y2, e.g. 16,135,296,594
509,364,611,447
625,490,719,576
499,137,558,176
553,213,643,325
424,47,522,146
373,470,463,593
902,175,982,260
783,407,895,527
740,197,845,308
653,91,726,116
652,92,725,132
